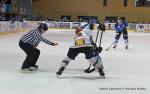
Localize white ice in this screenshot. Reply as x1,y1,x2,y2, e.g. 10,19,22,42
0,30,150,94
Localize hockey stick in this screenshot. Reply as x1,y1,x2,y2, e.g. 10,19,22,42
99,28,104,47
95,29,100,44
84,29,100,73
106,41,115,51
85,24,105,73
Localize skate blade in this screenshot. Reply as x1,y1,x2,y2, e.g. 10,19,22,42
30,69,38,71
21,70,32,73
101,76,106,79
56,74,61,78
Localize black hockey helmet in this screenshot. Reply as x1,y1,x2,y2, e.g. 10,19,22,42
39,22,48,31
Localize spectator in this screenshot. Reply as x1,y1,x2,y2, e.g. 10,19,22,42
1,3,6,12
5,0,12,13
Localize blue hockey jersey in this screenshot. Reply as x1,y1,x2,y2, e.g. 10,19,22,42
115,21,127,33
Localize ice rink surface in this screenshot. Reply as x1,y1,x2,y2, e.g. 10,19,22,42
0,29,150,94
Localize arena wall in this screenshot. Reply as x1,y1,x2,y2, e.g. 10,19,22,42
32,0,150,22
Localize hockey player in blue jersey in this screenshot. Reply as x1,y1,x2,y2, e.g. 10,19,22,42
113,17,129,49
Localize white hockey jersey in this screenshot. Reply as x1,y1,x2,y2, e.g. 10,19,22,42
70,24,93,48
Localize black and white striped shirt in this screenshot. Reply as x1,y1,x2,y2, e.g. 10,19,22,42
20,29,54,47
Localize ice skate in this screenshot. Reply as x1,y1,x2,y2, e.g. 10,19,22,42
125,45,128,49
56,66,65,76
113,44,117,49
98,68,105,77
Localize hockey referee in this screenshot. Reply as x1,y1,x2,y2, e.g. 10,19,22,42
19,22,58,72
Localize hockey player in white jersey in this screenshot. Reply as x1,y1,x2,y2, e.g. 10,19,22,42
56,19,105,77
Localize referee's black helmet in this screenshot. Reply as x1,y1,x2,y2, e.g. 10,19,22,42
39,22,48,31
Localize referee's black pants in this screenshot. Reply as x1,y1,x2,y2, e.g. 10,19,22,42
19,40,40,69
